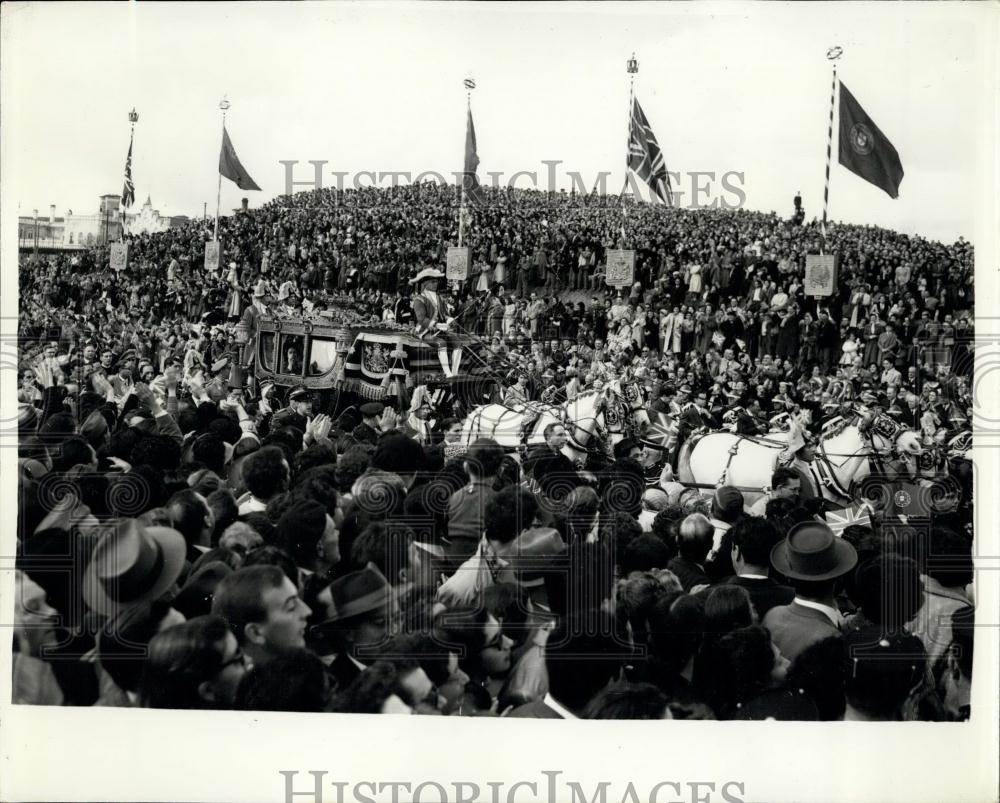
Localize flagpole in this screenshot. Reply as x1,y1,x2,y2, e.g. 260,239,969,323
215,96,229,242
459,78,475,249
821,47,843,254
621,53,638,246
459,79,466,247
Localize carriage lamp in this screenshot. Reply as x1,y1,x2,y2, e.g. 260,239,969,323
234,320,250,347
230,320,250,389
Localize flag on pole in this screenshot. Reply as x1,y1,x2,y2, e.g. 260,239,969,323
462,107,486,207
838,82,904,199
120,133,135,231
628,98,672,205
825,501,872,536
219,126,261,191
640,411,677,451
120,132,135,236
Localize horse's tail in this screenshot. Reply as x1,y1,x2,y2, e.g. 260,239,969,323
677,440,695,485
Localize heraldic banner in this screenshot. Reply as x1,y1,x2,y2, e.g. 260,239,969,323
341,329,498,402
341,332,419,399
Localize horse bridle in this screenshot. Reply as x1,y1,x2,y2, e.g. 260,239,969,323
813,417,908,501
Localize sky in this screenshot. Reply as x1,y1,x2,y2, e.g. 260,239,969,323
2,2,995,243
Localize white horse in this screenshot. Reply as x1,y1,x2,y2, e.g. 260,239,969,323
680,415,923,508
460,380,648,465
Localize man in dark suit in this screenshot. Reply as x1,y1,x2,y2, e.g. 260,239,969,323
719,518,794,619
667,513,713,592
445,438,503,561
508,610,623,718
308,566,399,693
526,422,583,503
671,387,716,468
351,402,384,446
762,521,858,663
896,392,922,430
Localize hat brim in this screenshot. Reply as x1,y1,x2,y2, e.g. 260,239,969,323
83,526,187,617
317,586,393,625
172,562,233,617
769,537,858,582
409,269,445,285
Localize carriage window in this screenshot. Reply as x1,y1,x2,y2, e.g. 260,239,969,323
259,332,275,372
308,337,338,376
280,334,305,375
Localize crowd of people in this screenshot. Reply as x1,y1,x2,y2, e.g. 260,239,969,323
13,181,975,720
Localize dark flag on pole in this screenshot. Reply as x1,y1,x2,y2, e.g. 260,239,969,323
121,135,135,212
838,82,904,199
219,126,261,191
120,131,135,235
462,107,485,207
628,98,672,205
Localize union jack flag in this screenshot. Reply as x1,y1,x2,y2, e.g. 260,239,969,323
641,411,676,450
121,134,135,211
628,98,672,206
826,501,872,535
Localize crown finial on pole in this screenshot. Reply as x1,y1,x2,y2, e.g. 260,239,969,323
627,53,638,74
128,107,138,124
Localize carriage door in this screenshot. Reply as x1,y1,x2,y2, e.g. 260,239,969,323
258,331,276,373
307,335,339,380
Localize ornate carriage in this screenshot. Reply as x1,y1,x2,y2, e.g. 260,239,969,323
251,312,498,413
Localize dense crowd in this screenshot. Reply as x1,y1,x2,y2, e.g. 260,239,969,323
13,182,975,720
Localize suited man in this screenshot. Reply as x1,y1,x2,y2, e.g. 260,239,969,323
896,392,922,430
527,422,584,502
308,566,400,692
762,522,858,663
507,611,622,718
678,389,717,440
718,518,795,618
667,513,713,592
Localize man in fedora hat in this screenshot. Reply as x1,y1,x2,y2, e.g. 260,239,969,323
762,521,858,662
410,267,462,378
309,564,399,691
83,518,188,620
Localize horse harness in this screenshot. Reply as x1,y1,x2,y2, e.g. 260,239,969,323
710,416,901,503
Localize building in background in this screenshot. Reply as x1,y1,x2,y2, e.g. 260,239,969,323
127,195,190,235
18,194,188,253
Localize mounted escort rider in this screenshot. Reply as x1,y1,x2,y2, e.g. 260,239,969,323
410,267,464,379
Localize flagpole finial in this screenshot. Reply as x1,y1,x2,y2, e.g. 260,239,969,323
219,96,230,112
826,46,843,62
627,53,638,74
128,108,138,124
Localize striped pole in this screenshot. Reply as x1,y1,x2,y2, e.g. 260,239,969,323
822,47,843,252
